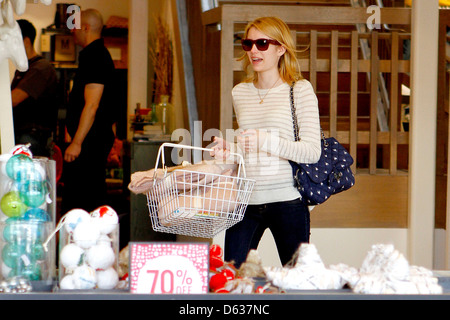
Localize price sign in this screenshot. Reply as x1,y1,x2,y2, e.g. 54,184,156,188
129,242,209,294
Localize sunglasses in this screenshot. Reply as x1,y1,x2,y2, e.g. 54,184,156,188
241,38,281,51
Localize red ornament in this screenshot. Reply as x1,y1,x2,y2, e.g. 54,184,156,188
214,288,230,293
255,286,265,294
209,255,224,270
209,244,223,258
221,269,235,281
209,273,227,292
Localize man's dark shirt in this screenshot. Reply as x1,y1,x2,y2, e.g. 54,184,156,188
66,38,116,142
11,55,58,135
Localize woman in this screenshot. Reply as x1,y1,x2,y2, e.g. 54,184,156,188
211,17,322,267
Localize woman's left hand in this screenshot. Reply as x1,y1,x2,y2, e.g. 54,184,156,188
237,129,266,152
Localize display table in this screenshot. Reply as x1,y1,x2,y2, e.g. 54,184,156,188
0,271,449,300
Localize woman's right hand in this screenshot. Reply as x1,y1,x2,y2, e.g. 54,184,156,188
210,136,231,160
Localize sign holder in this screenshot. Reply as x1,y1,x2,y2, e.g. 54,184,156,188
129,242,209,294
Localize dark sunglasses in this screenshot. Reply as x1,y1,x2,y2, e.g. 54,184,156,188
241,38,281,51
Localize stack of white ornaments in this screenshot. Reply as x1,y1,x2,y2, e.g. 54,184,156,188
330,244,443,294
59,206,119,290
264,243,345,290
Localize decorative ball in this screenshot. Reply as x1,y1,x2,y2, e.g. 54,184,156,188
23,208,51,222
2,242,25,269
96,234,113,247
3,220,45,243
90,205,119,235
96,267,118,290
9,144,33,158
72,265,96,290
63,209,91,234
18,179,46,208
209,273,227,292
60,243,84,269
59,275,76,290
2,218,23,242
5,154,35,182
85,243,115,270
11,263,41,281
1,262,11,278
0,191,27,218
73,221,100,249
28,242,45,261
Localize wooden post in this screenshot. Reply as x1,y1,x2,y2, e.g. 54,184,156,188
127,0,148,141
408,0,439,269
0,60,14,153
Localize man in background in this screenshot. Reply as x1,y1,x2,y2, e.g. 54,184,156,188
11,19,58,157
62,9,116,213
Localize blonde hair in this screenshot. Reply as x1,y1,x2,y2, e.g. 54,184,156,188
238,16,303,84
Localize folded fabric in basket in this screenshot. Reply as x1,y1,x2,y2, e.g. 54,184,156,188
157,179,238,227
128,160,237,194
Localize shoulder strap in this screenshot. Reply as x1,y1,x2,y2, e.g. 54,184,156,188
290,82,326,143
289,83,300,142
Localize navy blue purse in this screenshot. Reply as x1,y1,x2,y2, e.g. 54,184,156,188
288,84,355,205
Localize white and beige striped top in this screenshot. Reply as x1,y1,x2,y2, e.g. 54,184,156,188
230,79,322,205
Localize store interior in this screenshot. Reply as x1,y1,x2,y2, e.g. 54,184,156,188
0,0,448,296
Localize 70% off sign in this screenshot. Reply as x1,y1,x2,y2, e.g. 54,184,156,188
147,268,193,293
130,243,209,294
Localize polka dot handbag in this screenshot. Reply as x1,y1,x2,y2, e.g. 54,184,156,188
288,83,355,205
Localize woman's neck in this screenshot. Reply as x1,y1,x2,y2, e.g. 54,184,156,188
255,71,282,89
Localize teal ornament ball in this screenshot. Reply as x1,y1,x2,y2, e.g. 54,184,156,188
3,220,45,243
5,154,34,182
1,191,27,218
2,242,25,269
9,263,41,281
23,208,51,222
27,242,45,261
19,180,46,208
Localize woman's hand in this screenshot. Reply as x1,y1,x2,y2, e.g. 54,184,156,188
210,136,231,160
237,129,266,153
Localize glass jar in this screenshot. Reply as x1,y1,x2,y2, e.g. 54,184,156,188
58,223,119,290
0,154,56,291
156,95,175,135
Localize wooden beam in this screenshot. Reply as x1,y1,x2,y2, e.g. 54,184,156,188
390,32,399,175
369,31,379,174
217,5,411,26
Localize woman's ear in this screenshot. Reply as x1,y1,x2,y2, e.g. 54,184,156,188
277,45,287,57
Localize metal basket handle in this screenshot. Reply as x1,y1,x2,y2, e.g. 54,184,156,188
153,142,247,178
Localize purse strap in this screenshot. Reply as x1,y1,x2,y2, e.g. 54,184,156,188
289,82,325,143
289,83,300,142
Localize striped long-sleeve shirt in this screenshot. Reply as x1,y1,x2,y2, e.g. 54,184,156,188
231,79,321,204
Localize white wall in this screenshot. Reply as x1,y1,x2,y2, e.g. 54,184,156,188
11,0,129,78
214,228,409,268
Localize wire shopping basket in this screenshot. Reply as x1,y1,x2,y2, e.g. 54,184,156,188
146,143,255,238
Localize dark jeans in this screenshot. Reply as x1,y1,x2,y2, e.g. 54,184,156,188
224,198,310,268
61,132,114,214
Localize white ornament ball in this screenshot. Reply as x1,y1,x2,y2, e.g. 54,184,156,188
1,262,11,278
59,275,76,290
72,265,96,290
73,221,101,249
60,243,84,269
90,205,119,235
97,234,113,247
96,267,119,290
86,243,115,270
64,209,91,234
